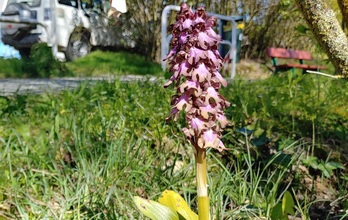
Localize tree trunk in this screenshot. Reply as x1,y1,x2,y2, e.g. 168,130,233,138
338,0,348,29
296,0,348,76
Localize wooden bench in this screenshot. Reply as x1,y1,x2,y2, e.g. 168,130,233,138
267,47,327,75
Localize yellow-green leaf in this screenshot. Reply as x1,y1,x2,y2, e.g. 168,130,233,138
282,191,295,216
158,190,198,220
134,196,179,220
271,203,283,220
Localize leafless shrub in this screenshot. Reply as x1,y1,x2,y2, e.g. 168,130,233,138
118,0,314,62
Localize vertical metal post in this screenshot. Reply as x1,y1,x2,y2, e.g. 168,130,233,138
230,20,237,79
161,5,180,71
161,6,168,71
218,19,223,54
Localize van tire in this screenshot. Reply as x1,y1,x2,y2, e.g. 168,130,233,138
65,30,91,61
19,48,31,58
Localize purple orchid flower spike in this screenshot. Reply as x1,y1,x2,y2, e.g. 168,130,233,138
164,3,230,153
163,4,231,218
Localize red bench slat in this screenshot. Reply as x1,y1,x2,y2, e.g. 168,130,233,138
267,47,312,60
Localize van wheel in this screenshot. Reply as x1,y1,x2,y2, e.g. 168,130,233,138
65,31,91,61
19,48,31,58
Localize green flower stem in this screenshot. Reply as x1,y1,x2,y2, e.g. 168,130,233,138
196,148,210,220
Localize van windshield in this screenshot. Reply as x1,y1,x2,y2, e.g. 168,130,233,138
7,0,41,7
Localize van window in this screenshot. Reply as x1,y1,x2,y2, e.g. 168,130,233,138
7,0,41,7
58,0,78,8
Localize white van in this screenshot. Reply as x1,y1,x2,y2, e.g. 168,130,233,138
0,0,126,61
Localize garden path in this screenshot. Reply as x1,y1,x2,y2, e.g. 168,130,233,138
0,75,159,96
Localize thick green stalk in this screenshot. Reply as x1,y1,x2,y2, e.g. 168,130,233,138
196,148,210,220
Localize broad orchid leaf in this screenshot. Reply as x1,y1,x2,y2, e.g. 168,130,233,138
271,191,295,220
158,190,198,220
282,191,295,216
134,196,179,220
271,203,283,220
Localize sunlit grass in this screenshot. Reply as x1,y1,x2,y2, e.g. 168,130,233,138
0,58,25,78
66,50,163,76
0,75,347,219
0,49,164,78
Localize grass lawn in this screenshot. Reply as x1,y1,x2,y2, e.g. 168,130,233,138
0,71,347,219
0,48,164,78
66,50,163,77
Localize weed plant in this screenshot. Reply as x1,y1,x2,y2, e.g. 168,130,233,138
25,43,73,78
0,74,347,219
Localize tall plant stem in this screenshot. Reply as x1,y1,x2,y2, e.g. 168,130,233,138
196,148,210,220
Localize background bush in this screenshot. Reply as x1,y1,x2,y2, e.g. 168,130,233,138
118,0,332,62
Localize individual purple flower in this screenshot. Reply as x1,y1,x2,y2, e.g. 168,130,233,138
198,129,220,149
164,3,230,152
182,19,193,30
190,117,206,134
191,63,211,83
188,47,206,65
199,104,217,119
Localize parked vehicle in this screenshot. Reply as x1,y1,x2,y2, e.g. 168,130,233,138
0,0,127,61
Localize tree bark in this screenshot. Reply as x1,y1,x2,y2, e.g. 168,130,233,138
338,0,348,28
296,0,348,76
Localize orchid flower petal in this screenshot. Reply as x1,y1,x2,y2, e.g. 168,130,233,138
191,63,211,82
